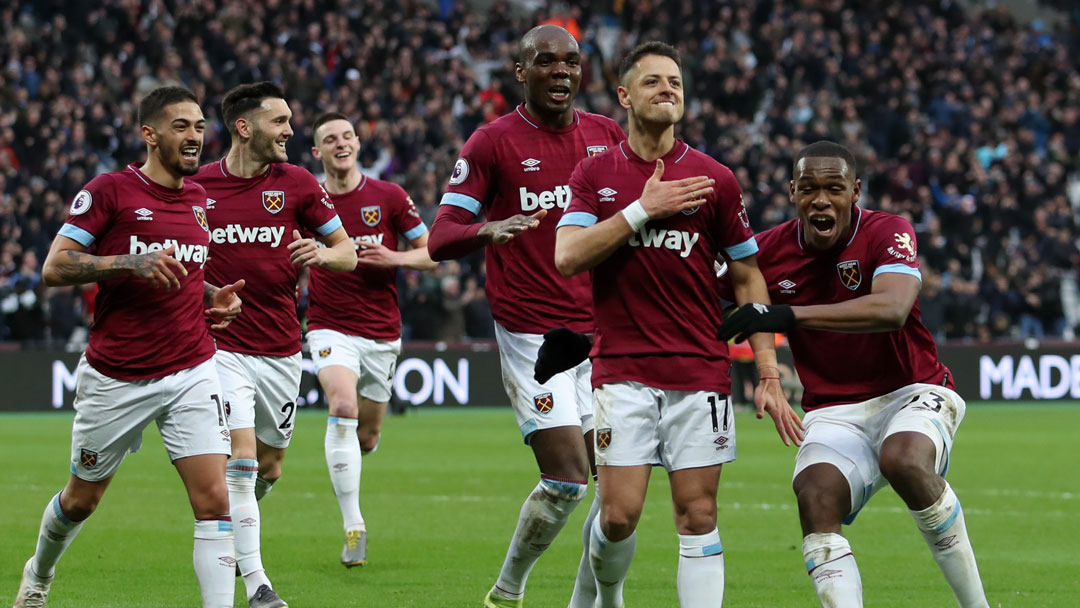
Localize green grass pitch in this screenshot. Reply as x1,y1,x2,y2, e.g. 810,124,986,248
2,403,1077,607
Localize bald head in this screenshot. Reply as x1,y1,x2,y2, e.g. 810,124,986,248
519,24,578,65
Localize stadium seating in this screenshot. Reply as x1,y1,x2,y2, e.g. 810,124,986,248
0,0,1077,343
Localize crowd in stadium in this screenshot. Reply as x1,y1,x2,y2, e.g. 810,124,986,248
0,0,1078,345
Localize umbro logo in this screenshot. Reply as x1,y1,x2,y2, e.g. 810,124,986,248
135,208,154,221
779,279,796,293
206,198,216,210
813,569,843,582
598,188,617,202
521,158,541,172
935,535,958,550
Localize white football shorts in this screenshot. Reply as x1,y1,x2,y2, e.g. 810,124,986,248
215,350,302,448
494,322,594,443
793,383,966,522
307,328,401,403
70,355,230,482
592,380,736,471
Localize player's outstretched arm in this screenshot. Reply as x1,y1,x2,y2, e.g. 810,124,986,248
43,236,188,289
555,160,714,276
727,253,804,446
793,272,921,332
356,233,438,271
477,210,547,245
289,227,358,272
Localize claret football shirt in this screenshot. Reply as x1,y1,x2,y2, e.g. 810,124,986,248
561,140,757,393
436,104,624,334
716,207,952,410
193,159,342,356
307,174,426,340
59,164,215,380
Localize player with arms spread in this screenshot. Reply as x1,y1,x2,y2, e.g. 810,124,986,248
555,41,803,608
427,24,624,608
717,141,989,607
307,111,436,567
13,86,243,608
191,82,356,608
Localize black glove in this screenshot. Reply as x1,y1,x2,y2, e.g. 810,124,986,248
717,303,796,343
534,328,593,383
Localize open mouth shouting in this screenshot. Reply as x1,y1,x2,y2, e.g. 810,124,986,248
808,214,837,238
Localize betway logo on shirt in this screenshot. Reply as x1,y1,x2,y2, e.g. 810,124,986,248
519,185,571,211
210,224,286,247
627,227,700,258
354,234,384,248
129,236,209,264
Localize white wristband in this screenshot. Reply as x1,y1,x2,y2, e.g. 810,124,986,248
621,199,649,232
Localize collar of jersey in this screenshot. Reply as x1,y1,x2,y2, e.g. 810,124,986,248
515,104,580,133
617,140,690,165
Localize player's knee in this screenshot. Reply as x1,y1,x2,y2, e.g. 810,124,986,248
600,504,641,541
257,461,282,485
327,396,359,418
359,432,380,454
672,496,718,535
190,485,230,519
879,444,935,487
795,482,847,525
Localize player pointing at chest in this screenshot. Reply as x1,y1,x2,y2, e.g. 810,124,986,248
555,41,803,608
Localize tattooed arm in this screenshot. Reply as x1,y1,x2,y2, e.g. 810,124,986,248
43,236,189,289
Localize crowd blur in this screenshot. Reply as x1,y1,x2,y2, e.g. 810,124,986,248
1,0,1079,345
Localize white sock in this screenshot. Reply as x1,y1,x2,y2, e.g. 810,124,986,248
590,517,636,608
910,483,989,608
193,518,236,608
325,417,365,531
567,487,600,608
492,477,587,600
30,492,85,580
677,528,725,607
254,476,275,501
227,459,270,598
803,532,863,607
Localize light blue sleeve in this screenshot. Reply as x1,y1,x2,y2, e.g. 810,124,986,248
724,236,759,260
557,212,598,228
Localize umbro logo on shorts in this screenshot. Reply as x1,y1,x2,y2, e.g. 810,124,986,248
714,436,729,450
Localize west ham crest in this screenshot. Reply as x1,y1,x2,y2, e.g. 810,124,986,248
586,145,608,157
319,347,331,358
596,427,612,450
262,190,285,214
533,392,553,414
837,260,862,290
80,448,98,469
192,206,209,232
362,205,382,227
